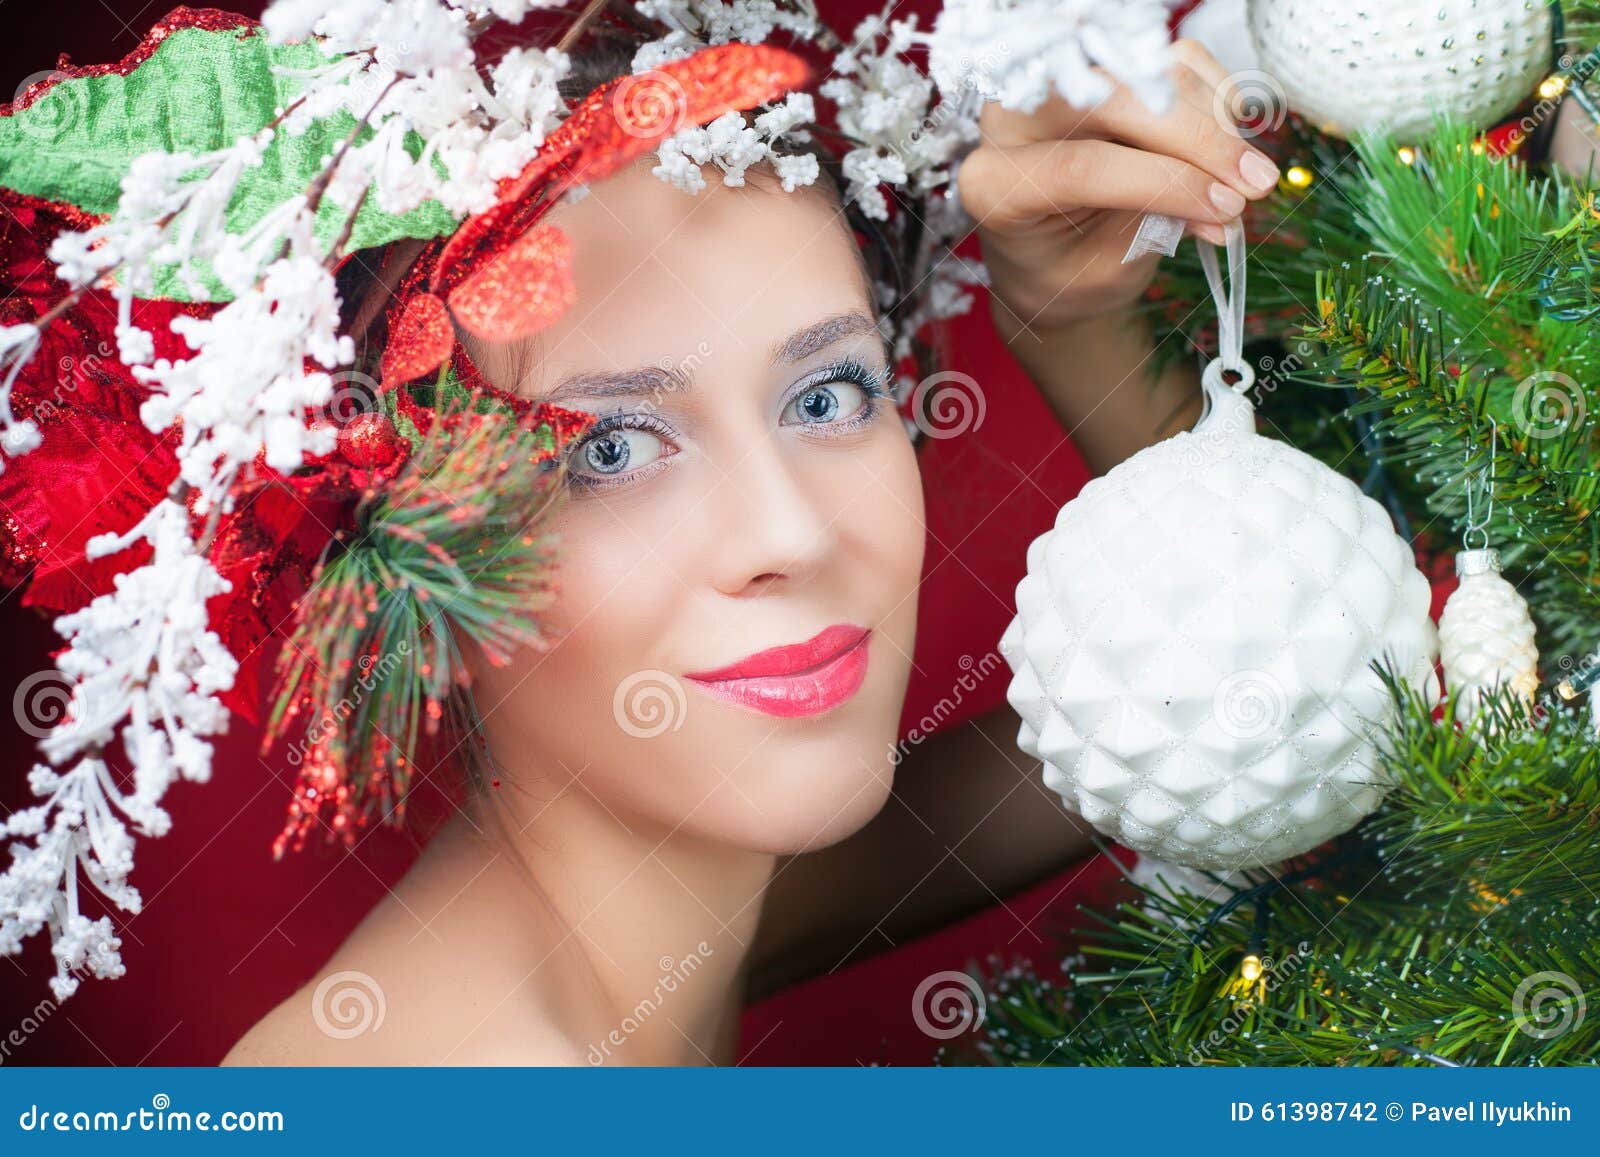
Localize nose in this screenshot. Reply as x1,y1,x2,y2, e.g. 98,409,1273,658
700,432,838,597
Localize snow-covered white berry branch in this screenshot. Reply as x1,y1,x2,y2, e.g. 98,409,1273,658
0,0,572,1000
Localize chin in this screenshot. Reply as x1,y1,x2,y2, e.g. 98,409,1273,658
772,759,897,853
666,711,903,856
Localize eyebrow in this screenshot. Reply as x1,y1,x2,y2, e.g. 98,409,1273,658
541,310,880,404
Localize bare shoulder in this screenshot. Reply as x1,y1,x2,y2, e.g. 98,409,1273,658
222,816,602,1066
222,968,588,1066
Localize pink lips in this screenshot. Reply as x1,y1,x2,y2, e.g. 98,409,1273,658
684,624,871,718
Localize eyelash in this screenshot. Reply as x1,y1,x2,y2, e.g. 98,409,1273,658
564,359,891,493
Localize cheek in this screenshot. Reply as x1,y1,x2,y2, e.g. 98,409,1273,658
873,429,926,589
829,424,926,612
466,503,706,828
513,495,692,725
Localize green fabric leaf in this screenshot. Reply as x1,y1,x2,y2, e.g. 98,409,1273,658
0,24,458,301
383,365,536,443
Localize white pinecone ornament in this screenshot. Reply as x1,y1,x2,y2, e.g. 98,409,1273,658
1438,548,1538,721
999,375,1440,872
1247,0,1554,141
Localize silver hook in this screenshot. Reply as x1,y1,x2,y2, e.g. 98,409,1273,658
1462,417,1497,552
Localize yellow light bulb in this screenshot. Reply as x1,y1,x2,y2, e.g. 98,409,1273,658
1240,954,1263,982
1397,146,1417,166
1284,165,1313,189
1539,75,1568,101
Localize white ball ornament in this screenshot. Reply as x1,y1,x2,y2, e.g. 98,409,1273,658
999,366,1441,871
1246,0,1555,141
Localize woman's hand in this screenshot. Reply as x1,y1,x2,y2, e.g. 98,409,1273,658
957,40,1277,332
954,40,1276,474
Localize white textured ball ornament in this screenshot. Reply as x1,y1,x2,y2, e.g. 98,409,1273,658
999,375,1440,871
1247,0,1554,141
1438,548,1538,720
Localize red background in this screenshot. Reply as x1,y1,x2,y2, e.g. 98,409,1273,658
0,0,1132,1065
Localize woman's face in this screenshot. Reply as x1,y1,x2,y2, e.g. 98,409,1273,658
465,157,926,854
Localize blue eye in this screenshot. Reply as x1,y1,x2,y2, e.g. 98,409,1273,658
584,431,632,474
781,361,886,429
790,385,845,424
568,416,676,487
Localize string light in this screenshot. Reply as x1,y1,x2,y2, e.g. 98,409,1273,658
1397,146,1417,165
1222,952,1268,1005
1284,164,1314,190
1538,73,1568,101
1555,666,1600,701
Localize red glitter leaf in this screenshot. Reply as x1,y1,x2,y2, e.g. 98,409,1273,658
380,291,454,384
447,224,575,342
433,42,810,295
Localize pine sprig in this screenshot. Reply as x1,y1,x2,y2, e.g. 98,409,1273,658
1343,124,1570,357
1304,259,1600,657
267,391,570,852
1374,673,1600,914
972,678,1600,1067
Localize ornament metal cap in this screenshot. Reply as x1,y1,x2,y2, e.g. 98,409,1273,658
1455,547,1502,577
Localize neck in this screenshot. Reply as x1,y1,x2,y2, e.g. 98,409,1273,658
448,771,777,1064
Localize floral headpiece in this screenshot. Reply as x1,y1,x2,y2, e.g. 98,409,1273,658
0,0,1179,1000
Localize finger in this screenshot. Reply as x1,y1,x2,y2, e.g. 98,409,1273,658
1175,38,1289,144
978,93,1092,150
1171,38,1232,93
979,39,1241,147
959,139,1248,231
1077,64,1279,197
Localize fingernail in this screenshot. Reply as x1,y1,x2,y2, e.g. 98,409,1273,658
1191,221,1227,245
1239,150,1280,191
1209,181,1247,216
